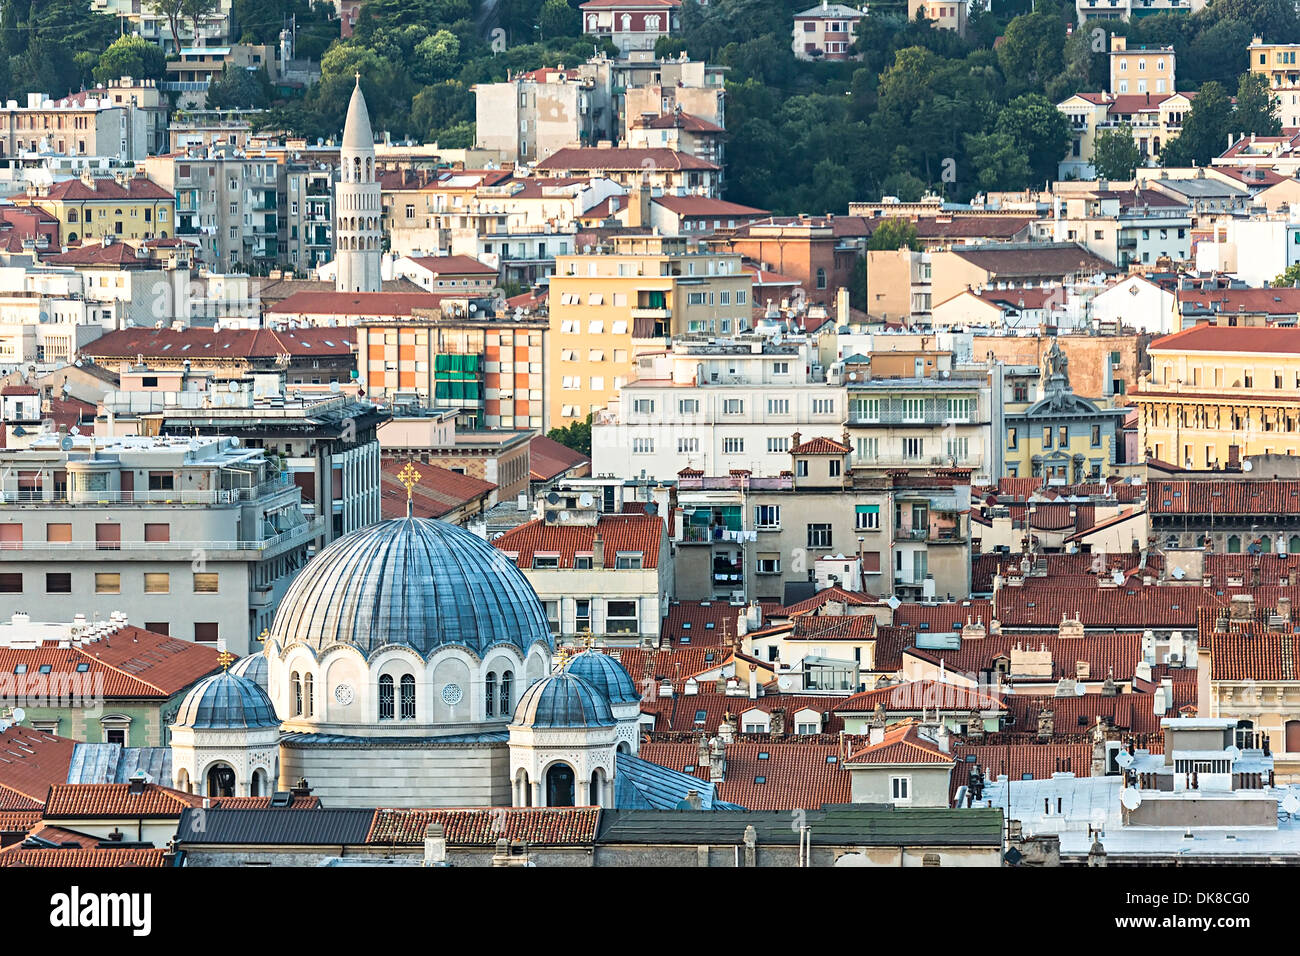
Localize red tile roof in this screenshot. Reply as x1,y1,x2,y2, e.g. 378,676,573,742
1177,287,1300,315
661,601,741,645
893,600,994,633
617,646,732,689
493,514,664,568
653,196,767,217
776,587,877,617
1149,324,1300,355
406,255,497,275
42,242,153,268
845,722,952,764
268,290,448,317
1002,692,1167,736
379,459,496,520
12,175,172,202
641,111,724,132
0,731,76,807
528,434,590,481
0,809,42,831
951,741,1093,803
1208,633,1300,681
1150,480,1300,516
0,844,168,866
366,807,600,845
904,632,1147,683
43,783,203,818
993,588,1219,629
836,680,1005,714
535,147,718,172
641,690,845,734
972,552,1163,593
638,740,852,810
80,326,355,361
791,436,849,455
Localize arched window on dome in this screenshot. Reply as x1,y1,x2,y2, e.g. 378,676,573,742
291,671,302,716
485,672,497,717
378,674,394,720
303,674,314,718
500,670,513,716
400,674,416,720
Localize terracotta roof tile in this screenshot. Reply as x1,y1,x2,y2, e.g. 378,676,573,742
528,434,590,481
493,513,664,568
640,690,845,734
902,631,1147,683
791,436,850,455
366,806,600,845
268,290,448,316
638,740,852,810
836,680,1005,714
535,146,718,172
0,845,168,866
846,722,952,764
43,783,203,818
1150,480,1300,516
379,459,495,520
0,731,77,806
81,326,355,361
776,586,876,617
661,602,741,646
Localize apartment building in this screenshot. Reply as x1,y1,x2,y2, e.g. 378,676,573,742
579,0,681,55
1057,92,1193,178
163,44,277,110
1109,35,1176,94
1134,326,1300,468
95,0,235,52
281,161,335,273
592,337,843,479
9,171,175,246
0,81,166,161
792,2,865,61
0,433,317,654
474,67,614,165
533,146,721,199
1076,0,1205,23
145,147,281,272
1249,36,1300,129
1041,186,1193,268
1192,216,1300,288
908,1,967,37
617,54,726,141
548,234,751,426
356,311,549,429
725,216,862,310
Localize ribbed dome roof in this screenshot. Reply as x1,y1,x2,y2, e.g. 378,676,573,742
564,650,640,705
174,671,279,730
512,672,616,729
342,75,374,152
271,517,553,658
229,653,268,692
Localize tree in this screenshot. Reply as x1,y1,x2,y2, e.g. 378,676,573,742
414,29,460,83
94,34,166,85
963,130,1032,190
1233,71,1281,138
1160,80,1233,167
183,0,220,45
547,415,591,457
146,0,185,50
1092,125,1142,181
997,11,1065,93
538,0,579,39
995,93,1072,187
205,66,271,109
1273,263,1300,288
867,218,921,251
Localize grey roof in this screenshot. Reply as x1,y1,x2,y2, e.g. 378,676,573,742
271,517,553,659
176,808,375,846
342,76,374,153
564,650,640,706
596,805,1005,846
174,671,280,730
279,730,508,746
613,751,744,811
513,673,616,729
1153,178,1248,198
66,744,171,785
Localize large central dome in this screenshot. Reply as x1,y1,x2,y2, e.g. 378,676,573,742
271,517,553,658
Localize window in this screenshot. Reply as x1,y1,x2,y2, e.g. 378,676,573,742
829,459,841,477
678,437,699,453
856,437,878,460
143,572,169,593
607,600,639,633
807,523,832,548
813,398,835,415
632,398,655,414
575,599,591,633
144,523,169,542
379,675,395,720
757,554,781,574
1042,426,1053,449
632,437,655,454
796,460,808,477
856,504,880,530
193,572,219,593
1091,424,1102,447
852,398,880,421
902,437,923,460
816,268,827,289
533,555,559,569
95,523,121,550
723,437,744,454
400,674,416,719
772,362,789,375
194,623,218,643
291,672,302,716
95,573,120,594
486,672,497,717
755,505,781,529
723,399,744,414
678,399,699,415
46,523,71,542
890,775,911,802
614,553,643,569
500,671,513,715
901,398,925,422
46,572,71,593
1008,427,1018,450
0,573,21,593
767,398,790,415
1059,426,1069,448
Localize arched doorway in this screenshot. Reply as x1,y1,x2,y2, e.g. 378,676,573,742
250,769,267,797
206,763,236,797
546,763,575,807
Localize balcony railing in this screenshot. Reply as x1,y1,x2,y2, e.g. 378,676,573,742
1,480,291,506
0,517,323,555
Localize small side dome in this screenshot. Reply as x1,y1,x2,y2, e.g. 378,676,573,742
229,654,268,693
512,672,616,729
174,671,279,730
564,650,640,706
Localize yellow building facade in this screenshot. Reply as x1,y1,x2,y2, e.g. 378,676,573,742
1133,326,1300,468
12,170,176,244
547,235,751,426
1248,36,1300,128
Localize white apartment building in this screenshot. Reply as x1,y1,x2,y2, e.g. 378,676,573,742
1040,186,1192,268
592,337,845,480
0,433,319,654
1193,215,1300,289
94,0,234,52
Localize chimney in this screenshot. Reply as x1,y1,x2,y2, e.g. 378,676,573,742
1279,595,1292,624
1037,707,1054,741
1057,612,1084,640
961,615,986,642
748,668,758,699
868,722,885,745
682,789,703,810
291,777,312,797
1230,593,1256,622
423,822,447,866
837,286,849,325
708,734,726,782
743,825,757,867
697,733,709,767
127,771,147,795
592,533,605,569
770,707,786,737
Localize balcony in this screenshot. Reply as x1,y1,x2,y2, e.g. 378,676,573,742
0,517,323,559
0,480,290,507
631,306,671,320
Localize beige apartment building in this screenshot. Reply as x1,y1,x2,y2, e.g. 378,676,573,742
548,235,751,425
1109,35,1176,95
1249,36,1300,129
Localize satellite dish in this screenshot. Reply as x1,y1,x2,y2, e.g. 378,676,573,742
0,721,9,733
1075,682,1087,696
1242,460,1254,472
1115,750,1134,769
1112,569,1126,586
544,510,559,523
886,595,901,610
229,436,240,447
578,492,594,508
777,675,794,691
11,707,25,723
546,492,561,505
1119,787,1142,811
69,426,79,436
60,435,73,451
1283,792,1300,815
330,381,341,393
229,381,241,393
1171,566,1186,580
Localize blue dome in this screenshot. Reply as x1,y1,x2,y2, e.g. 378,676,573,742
229,653,268,692
513,672,616,729
271,517,553,658
174,671,279,730
564,651,640,706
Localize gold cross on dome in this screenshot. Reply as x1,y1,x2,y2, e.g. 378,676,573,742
397,462,421,517
581,634,597,650
258,628,270,644
555,645,572,670
218,650,235,671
